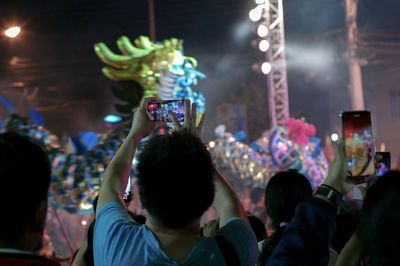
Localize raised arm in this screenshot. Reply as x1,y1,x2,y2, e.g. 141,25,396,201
96,98,157,214
267,141,353,265
335,232,364,266
212,169,248,225
169,100,248,226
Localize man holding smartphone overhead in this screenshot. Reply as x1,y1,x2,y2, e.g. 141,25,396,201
93,98,258,265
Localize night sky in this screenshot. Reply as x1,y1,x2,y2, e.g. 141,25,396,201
0,0,399,142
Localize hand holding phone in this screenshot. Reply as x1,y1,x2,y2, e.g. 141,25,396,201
341,111,375,181
147,99,185,123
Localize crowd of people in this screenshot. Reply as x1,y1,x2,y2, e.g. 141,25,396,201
0,98,399,266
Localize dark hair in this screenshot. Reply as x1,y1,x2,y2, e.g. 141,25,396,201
258,170,312,265
129,212,147,225
359,171,400,266
247,214,267,242
137,130,215,229
331,212,357,254
0,133,51,241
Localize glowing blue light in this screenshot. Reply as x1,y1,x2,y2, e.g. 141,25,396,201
104,115,122,123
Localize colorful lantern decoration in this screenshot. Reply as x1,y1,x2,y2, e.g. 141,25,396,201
209,118,328,188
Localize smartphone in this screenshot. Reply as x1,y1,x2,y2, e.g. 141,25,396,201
368,152,391,187
147,99,185,122
340,111,375,178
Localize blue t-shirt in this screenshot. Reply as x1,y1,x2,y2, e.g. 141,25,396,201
93,202,258,266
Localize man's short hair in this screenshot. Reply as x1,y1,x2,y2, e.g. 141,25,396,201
137,130,215,229
0,133,51,241
359,171,400,266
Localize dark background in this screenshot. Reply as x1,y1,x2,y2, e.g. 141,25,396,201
0,0,399,142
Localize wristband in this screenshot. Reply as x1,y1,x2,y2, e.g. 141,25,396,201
321,184,343,197
314,185,350,213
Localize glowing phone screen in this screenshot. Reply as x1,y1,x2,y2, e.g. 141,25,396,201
342,111,375,177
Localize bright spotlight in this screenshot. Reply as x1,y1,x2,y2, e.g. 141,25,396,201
4,26,21,38
255,0,265,4
81,220,87,226
330,133,339,142
209,141,215,148
249,7,262,22
259,40,270,52
257,24,268,37
261,62,272,74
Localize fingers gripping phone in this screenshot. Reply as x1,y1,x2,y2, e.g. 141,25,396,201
146,99,185,122
340,111,375,178
368,152,391,188
376,152,391,176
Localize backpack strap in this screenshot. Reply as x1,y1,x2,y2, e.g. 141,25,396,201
215,235,240,266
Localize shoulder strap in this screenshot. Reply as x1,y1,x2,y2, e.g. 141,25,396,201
215,235,241,266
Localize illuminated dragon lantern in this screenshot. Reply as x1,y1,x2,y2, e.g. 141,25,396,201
94,35,206,114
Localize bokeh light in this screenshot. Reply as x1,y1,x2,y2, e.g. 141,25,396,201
261,62,272,74
249,7,262,22
330,132,339,142
4,26,21,38
104,115,122,123
257,24,269,37
259,40,270,52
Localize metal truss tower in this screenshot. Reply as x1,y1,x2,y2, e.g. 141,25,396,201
250,0,290,127
264,0,289,127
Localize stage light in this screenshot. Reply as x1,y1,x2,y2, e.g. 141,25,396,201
249,7,262,22
255,0,265,4
259,40,270,52
4,26,21,38
104,115,122,123
81,220,87,226
261,62,272,74
330,133,339,142
257,24,268,37
209,141,215,148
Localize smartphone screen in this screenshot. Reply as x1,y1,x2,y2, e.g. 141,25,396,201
147,99,185,122
341,111,375,177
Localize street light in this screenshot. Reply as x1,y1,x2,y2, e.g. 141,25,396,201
4,26,21,38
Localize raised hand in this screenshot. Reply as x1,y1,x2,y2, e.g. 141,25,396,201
130,97,159,139
168,99,206,140
323,140,353,195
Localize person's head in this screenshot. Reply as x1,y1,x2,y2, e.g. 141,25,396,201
0,133,51,250
359,171,400,266
259,170,312,265
265,170,312,226
247,214,267,242
250,187,265,205
137,129,215,229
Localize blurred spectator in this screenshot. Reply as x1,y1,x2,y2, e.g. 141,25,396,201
0,133,60,266
337,171,400,266
257,170,312,265
266,140,359,265
359,171,400,265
